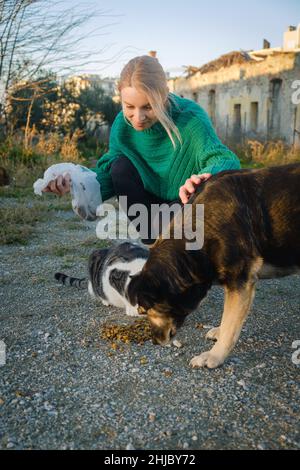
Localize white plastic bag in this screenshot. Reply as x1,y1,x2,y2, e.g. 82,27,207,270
33,163,102,221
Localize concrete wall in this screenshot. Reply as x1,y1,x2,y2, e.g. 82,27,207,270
168,52,300,146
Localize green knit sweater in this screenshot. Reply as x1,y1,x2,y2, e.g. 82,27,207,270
93,93,240,202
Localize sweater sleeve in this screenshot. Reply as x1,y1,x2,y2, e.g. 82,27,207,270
187,112,241,175
91,113,123,201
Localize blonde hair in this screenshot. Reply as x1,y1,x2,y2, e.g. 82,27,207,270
118,55,182,149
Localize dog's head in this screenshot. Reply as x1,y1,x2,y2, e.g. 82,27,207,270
127,248,212,345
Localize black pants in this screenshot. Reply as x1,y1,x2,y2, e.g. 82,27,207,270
110,156,182,244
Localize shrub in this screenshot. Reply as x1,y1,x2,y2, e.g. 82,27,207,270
232,140,300,167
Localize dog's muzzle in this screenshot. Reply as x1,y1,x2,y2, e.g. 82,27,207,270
151,325,177,346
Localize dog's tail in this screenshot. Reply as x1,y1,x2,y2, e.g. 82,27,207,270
54,272,88,289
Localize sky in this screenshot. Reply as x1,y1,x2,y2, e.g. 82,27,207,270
55,0,300,78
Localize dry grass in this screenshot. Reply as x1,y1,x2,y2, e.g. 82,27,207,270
22,127,84,163
0,205,46,245
0,129,85,193
35,132,61,156
0,154,59,192
0,129,88,246
60,130,84,162
79,236,109,249
0,197,73,245
236,140,300,167
34,244,75,258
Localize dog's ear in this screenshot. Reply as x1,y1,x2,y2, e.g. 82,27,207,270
174,282,211,313
127,271,161,308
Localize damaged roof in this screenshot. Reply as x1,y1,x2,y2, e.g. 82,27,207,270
184,50,257,76
183,48,299,77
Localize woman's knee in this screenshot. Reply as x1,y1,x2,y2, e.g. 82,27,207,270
110,156,137,181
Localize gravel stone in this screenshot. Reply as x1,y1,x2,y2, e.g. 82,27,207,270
0,199,299,449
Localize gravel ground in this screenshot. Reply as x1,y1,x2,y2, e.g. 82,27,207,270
0,196,299,450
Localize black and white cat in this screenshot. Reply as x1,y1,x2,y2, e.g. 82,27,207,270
55,241,149,316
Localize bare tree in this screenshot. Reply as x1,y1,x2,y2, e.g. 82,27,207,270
0,1,136,111
8,76,59,145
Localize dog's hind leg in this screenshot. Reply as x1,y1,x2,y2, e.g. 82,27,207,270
190,280,256,369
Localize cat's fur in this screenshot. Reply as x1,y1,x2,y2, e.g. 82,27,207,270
55,241,149,316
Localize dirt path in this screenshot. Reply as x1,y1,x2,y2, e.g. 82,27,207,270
0,194,299,450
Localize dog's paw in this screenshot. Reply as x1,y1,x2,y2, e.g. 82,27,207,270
205,326,220,341
190,351,224,369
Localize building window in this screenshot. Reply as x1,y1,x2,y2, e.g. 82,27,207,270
208,90,216,125
233,104,242,138
269,78,282,138
193,92,199,103
250,102,259,132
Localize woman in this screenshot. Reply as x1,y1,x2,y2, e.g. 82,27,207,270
44,55,240,244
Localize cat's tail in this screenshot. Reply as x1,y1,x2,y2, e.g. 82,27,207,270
54,272,88,289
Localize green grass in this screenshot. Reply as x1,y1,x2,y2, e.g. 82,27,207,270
59,263,75,270
51,246,74,257
0,205,47,245
0,186,34,199
61,220,82,231
0,275,14,286
239,160,265,169
44,198,73,212
79,237,111,249
0,193,75,245
0,135,105,246
34,245,74,257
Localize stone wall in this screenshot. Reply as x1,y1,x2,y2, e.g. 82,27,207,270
168,51,300,147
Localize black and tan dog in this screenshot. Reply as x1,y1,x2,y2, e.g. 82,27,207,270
127,163,300,368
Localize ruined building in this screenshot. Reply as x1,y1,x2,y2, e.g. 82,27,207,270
168,26,300,147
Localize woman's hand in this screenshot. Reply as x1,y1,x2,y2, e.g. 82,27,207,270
179,173,212,204
42,173,71,196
